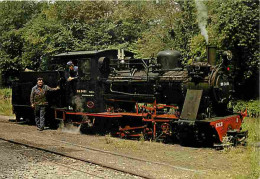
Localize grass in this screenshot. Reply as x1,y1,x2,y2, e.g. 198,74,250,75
104,134,141,150
232,100,260,178
237,117,260,179
222,117,260,179
0,88,13,116
103,117,260,178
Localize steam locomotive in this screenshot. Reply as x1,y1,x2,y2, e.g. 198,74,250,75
12,46,247,146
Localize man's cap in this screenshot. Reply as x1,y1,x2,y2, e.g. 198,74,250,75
67,61,73,66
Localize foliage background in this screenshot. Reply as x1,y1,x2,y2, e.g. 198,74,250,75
0,0,259,99
0,2,258,177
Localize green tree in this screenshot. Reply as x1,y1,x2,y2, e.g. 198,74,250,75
208,0,259,98
0,1,42,84
0,0,258,99
210,0,259,77
131,1,199,59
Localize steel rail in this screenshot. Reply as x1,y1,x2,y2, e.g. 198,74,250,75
0,118,206,175
0,137,148,179
0,119,206,176
48,160,105,179
0,139,105,179
30,133,206,174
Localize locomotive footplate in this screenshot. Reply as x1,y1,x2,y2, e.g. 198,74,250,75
55,108,123,121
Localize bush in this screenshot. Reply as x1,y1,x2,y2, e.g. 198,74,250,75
0,88,13,116
0,88,11,99
233,100,260,118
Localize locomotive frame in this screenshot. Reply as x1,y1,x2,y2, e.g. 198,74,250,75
12,47,248,147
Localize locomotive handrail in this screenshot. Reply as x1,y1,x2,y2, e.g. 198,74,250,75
130,68,137,76
109,84,154,97
141,104,178,111
12,104,31,107
152,68,183,72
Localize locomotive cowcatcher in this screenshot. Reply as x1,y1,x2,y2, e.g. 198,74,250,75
12,47,248,147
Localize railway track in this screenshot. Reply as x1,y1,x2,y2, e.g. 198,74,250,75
0,137,146,178
0,138,145,178
32,133,204,173
0,139,105,178
0,135,206,178
0,118,207,178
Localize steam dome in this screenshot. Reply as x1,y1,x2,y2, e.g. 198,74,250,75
157,50,181,70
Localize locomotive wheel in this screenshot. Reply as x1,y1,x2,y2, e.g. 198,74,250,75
142,127,151,141
163,136,172,144
80,123,95,134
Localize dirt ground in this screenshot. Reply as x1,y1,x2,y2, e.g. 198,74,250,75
0,116,257,178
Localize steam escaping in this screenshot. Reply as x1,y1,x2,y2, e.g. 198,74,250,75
59,121,81,134
195,0,208,44
72,95,84,112
58,95,92,134
72,95,92,126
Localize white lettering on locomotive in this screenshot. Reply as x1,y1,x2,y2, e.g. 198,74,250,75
220,82,229,86
82,94,94,97
77,90,87,93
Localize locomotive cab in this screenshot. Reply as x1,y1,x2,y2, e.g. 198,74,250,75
52,49,134,113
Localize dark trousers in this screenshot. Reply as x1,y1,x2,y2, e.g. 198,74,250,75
34,105,46,129
66,80,77,107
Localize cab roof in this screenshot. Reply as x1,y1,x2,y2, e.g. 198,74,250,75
53,49,134,59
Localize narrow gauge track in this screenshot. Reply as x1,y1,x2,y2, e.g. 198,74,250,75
0,119,206,178
0,119,205,175
0,138,144,179
0,134,205,177
0,139,106,179
31,134,205,174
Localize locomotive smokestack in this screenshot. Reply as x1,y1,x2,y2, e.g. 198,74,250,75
207,45,217,66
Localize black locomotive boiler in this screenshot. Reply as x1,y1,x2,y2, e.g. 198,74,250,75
102,46,247,145
12,47,247,146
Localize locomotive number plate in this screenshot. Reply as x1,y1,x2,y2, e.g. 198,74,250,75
216,122,223,128
220,82,229,86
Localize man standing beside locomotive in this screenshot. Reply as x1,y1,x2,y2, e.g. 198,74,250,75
30,77,60,131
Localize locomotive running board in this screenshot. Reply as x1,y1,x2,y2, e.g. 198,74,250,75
180,89,203,120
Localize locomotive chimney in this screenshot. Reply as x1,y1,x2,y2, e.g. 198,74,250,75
207,45,217,66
